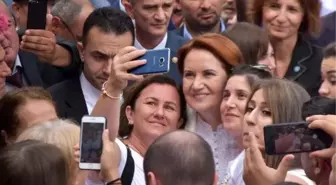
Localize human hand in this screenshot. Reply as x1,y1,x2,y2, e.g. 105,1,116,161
307,115,336,159
106,46,146,92
243,133,294,185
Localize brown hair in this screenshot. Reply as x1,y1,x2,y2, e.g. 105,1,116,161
119,75,187,137
247,0,321,35
177,33,244,76
222,22,270,64
0,140,69,185
248,79,310,168
0,87,55,149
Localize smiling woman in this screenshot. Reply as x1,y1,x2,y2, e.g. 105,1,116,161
177,33,244,183
247,0,323,97
225,78,311,185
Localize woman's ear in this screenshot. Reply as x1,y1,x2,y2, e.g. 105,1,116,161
125,105,134,125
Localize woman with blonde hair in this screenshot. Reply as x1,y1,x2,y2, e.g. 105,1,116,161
16,119,85,185
225,79,314,185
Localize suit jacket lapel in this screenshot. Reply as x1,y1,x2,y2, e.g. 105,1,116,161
285,35,312,81
64,77,88,119
18,50,44,87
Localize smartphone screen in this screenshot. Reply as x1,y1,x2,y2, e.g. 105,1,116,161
79,119,105,169
264,122,333,155
27,0,48,30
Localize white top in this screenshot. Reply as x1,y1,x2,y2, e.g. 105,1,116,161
85,138,145,185
80,73,101,114
185,108,241,185
134,32,168,50
224,151,316,185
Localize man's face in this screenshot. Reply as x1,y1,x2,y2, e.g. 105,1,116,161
179,0,224,30
221,0,236,21
52,4,93,41
0,3,20,69
79,27,133,90
128,0,174,37
12,1,54,30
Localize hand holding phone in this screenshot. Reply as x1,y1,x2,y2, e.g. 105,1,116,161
129,48,170,75
264,122,333,155
107,46,146,91
79,116,106,170
27,0,48,30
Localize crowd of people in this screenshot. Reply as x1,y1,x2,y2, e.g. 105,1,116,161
0,0,335,185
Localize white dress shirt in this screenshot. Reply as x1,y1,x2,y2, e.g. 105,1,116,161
134,32,168,50
80,73,101,114
5,55,27,92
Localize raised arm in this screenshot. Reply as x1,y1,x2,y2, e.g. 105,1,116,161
90,46,146,141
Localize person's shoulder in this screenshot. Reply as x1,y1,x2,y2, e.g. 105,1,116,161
167,31,188,45
322,11,336,22
47,77,79,96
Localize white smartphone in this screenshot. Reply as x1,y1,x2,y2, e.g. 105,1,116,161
79,116,106,170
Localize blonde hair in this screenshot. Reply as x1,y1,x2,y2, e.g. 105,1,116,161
16,119,80,184
251,79,310,168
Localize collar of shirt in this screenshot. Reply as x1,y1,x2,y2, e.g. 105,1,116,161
119,0,126,12
134,32,168,50
80,72,101,114
12,55,22,74
183,19,226,40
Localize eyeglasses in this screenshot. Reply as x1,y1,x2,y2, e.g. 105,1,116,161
58,17,78,42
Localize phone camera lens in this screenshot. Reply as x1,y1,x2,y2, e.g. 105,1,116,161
159,57,165,66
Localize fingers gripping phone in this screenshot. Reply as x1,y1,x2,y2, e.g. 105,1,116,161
264,122,333,155
129,48,170,75
79,116,106,170
27,0,48,30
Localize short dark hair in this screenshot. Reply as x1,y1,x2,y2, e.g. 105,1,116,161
12,0,55,5
119,75,187,137
0,87,55,149
302,96,336,119
323,42,336,59
230,64,273,92
143,130,215,185
82,7,135,46
0,140,69,185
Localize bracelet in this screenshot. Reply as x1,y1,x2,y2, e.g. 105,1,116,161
102,81,121,100
106,178,121,185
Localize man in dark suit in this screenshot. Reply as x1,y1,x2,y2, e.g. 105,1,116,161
314,11,336,47
123,0,187,84
0,1,80,93
48,7,135,124
175,0,226,40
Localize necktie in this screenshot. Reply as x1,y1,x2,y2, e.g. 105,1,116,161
6,67,23,88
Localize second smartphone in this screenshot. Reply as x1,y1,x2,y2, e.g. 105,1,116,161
129,48,170,75
264,122,333,155
79,116,106,170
